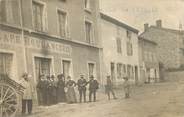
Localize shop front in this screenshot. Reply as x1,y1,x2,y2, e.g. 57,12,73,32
0,28,101,105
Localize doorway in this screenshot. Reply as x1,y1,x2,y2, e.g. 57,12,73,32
135,66,138,85
110,62,115,82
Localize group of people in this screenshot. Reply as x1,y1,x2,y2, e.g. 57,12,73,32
19,72,131,115
36,74,99,105
105,75,131,100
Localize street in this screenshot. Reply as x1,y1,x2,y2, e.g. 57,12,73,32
23,79,184,117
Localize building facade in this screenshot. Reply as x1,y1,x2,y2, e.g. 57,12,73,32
138,36,159,83
0,0,101,104
139,20,184,70
100,13,140,85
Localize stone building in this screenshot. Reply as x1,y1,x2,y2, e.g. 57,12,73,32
138,36,159,83
0,0,101,104
99,13,140,85
139,20,184,70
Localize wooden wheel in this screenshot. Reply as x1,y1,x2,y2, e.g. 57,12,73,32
0,83,18,117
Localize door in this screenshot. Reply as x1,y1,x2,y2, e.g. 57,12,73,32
110,62,115,82
35,57,51,105
88,63,95,77
62,60,71,79
35,57,51,82
135,66,138,85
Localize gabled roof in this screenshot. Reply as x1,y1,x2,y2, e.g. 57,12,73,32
100,12,139,34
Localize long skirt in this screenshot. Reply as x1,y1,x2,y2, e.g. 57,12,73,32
66,87,77,103
57,88,66,102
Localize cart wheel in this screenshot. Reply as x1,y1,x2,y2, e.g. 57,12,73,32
0,83,19,117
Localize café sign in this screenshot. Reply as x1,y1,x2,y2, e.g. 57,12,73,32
25,36,72,55
0,30,22,45
0,30,72,55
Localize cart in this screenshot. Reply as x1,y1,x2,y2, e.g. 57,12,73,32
0,74,24,117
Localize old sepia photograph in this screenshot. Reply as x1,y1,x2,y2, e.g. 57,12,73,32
0,0,184,117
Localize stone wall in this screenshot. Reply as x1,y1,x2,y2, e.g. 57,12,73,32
165,70,184,82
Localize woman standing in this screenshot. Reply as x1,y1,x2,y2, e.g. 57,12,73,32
57,74,66,102
65,76,77,104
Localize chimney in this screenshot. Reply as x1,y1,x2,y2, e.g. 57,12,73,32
144,23,149,32
156,20,162,28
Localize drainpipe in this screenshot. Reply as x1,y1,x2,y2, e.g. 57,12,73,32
19,0,28,73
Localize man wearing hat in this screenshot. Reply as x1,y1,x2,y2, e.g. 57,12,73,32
105,75,117,100
88,75,99,102
20,73,34,115
77,74,87,103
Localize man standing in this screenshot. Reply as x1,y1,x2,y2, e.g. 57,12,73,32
20,73,34,115
123,76,131,98
77,74,87,103
88,75,99,102
105,75,117,100
36,74,47,106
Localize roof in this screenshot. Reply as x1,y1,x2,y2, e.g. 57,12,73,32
140,26,184,38
138,36,157,45
149,26,184,34
100,12,139,34
139,25,184,44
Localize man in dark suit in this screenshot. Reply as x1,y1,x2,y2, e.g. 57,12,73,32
88,75,99,102
77,74,87,103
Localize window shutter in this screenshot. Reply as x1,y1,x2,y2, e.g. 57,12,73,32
43,5,48,32
5,0,13,23
66,16,70,38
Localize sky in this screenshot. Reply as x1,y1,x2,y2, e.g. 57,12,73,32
100,0,184,32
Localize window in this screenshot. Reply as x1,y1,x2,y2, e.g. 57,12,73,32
151,53,155,62
182,50,184,56
85,21,93,44
144,51,148,61
127,65,134,79
58,10,67,37
126,30,132,39
0,53,13,75
88,63,95,77
62,60,71,78
84,0,91,10
35,57,51,81
116,26,121,37
117,63,123,79
116,38,122,54
0,0,20,25
127,65,131,79
32,1,47,32
123,64,126,74
127,41,133,56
